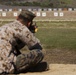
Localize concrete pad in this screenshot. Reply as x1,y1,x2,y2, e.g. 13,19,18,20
19,64,76,75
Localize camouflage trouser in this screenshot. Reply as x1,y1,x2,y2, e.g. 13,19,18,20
14,49,45,73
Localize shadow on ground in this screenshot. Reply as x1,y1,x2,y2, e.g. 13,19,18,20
21,62,49,73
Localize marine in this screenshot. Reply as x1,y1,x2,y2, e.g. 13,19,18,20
0,10,46,74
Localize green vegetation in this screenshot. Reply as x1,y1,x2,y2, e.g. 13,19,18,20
1,21,76,50
0,0,76,8
10,1,51,7
62,0,74,7
36,21,76,28
0,21,12,26
12,1,41,6
35,21,76,50
11,0,75,8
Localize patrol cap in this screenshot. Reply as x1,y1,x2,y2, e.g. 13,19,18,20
19,10,36,20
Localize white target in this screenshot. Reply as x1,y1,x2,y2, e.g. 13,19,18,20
59,12,64,16
54,12,58,16
42,12,46,17
2,12,6,17
36,12,41,16
14,12,18,17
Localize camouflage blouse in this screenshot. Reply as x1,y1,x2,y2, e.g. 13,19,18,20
0,20,40,73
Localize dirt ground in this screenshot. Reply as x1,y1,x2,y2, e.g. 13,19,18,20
44,49,76,64
19,49,76,75
20,64,76,75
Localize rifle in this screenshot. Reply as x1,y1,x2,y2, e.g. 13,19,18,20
28,22,38,33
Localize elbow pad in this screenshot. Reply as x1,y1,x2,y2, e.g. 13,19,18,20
29,43,42,50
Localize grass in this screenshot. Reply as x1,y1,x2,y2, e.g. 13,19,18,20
0,21,12,26
35,21,76,50
1,21,76,50
36,28,76,50
36,21,76,28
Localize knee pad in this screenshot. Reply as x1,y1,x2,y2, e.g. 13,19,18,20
14,50,44,73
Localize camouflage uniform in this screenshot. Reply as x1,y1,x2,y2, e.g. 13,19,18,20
0,20,44,74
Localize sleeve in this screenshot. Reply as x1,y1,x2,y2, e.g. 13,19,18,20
16,26,42,50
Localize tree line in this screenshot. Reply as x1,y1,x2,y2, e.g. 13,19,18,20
0,0,76,8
